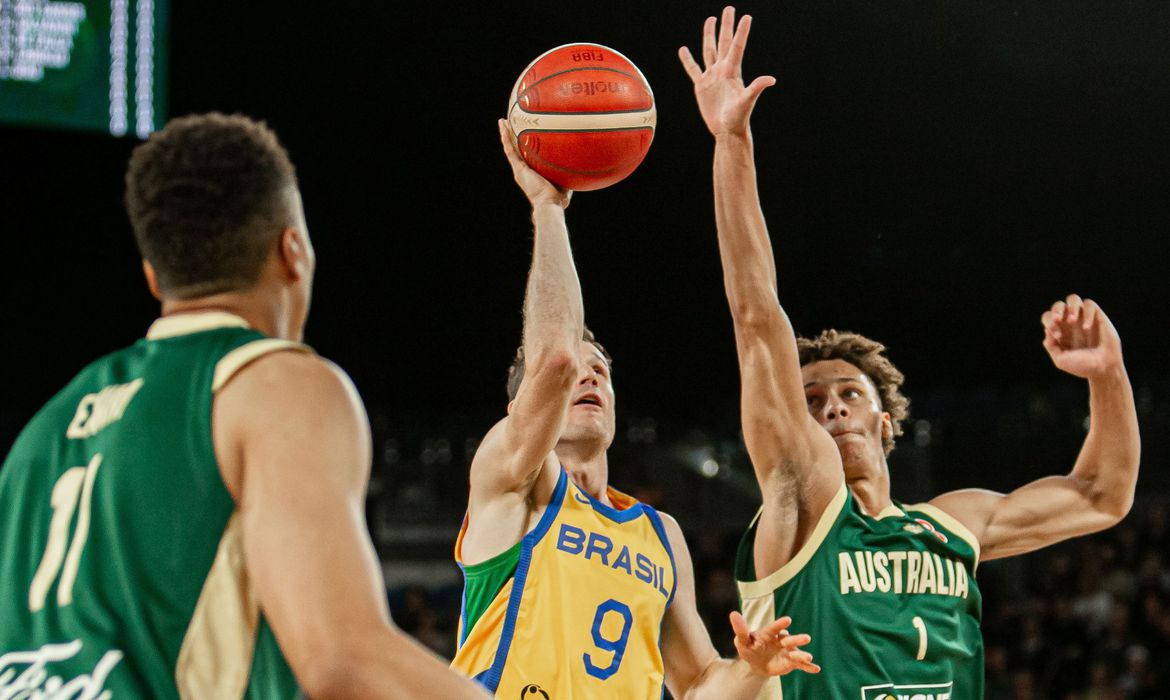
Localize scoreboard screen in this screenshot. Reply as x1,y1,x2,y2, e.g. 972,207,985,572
0,0,168,137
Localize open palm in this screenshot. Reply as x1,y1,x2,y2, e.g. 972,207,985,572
730,611,820,677
679,6,775,138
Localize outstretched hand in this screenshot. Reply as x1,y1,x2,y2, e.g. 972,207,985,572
1041,294,1125,380
679,6,776,138
729,611,820,677
498,119,571,209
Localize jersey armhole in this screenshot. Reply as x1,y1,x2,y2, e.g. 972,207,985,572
904,502,982,568
458,538,521,645
738,482,849,599
211,339,312,393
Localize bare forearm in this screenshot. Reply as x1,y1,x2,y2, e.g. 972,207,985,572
680,658,766,700
1072,366,1140,518
712,130,806,426
304,630,488,699
522,202,583,358
713,131,779,319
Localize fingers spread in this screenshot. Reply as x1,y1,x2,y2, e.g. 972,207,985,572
746,75,777,103
729,610,751,640
728,13,752,65
781,633,812,648
702,16,717,68
758,615,793,638
717,6,736,60
679,47,703,82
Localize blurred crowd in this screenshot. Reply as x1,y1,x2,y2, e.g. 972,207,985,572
979,500,1170,699
389,497,1170,698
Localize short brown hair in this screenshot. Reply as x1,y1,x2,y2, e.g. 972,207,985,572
124,112,298,299
797,330,909,456
506,328,612,400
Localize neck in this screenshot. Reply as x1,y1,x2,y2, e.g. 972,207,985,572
160,288,296,341
845,458,893,516
557,441,610,502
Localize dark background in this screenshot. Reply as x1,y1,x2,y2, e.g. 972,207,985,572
3,2,1170,695
3,1,1167,442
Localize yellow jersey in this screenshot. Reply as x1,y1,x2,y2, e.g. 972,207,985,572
452,468,677,699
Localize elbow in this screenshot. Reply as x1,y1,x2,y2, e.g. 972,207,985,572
1100,491,1135,525
525,348,579,387
727,289,783,331
296,655,362,700
1086,479,1136,527
729,302,779,332
289,632,387,700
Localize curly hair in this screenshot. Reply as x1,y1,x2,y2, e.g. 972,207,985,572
506,327,612,401
124,112,299,299
797,330,909,456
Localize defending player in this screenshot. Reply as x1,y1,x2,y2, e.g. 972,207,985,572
0,114,488,699
680,8,1141,699
449,121,819,699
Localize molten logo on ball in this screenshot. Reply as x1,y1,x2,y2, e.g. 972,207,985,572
558,81,629,97
508,43,655,192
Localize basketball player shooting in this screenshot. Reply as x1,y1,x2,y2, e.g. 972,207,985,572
0,114,488,699
448,120,819,699
680,8,1141,699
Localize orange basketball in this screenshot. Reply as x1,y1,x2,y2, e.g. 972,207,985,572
508,43,656,191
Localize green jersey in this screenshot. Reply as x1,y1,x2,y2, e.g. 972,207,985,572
737,484,983,700
0,312,308,698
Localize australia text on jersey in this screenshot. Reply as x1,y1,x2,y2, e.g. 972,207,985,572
839,550,970,598
0,640,123,698
555,524,671,598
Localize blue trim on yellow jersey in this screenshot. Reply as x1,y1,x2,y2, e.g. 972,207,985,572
480,469,569,693
641,505,678,609
642,505,675,700
456,521,470,648
573,481,647,523
457,567,469,647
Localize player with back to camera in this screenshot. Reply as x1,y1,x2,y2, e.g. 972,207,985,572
0,113,489,699
448,120,820,699
680,8,1141,699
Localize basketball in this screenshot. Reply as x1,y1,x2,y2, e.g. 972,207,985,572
507,43,656,191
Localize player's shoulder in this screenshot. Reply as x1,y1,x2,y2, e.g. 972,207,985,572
649,509,688,550
217,347,364,419
900,497,983,561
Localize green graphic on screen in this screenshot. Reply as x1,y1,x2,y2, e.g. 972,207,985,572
0,0,168,137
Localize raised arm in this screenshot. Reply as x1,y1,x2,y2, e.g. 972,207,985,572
215,351,488,699
680,7,842,571
461,121,584,562
930,295,1140,561
658,513,818,699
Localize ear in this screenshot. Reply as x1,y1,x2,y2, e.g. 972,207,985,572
277,228,310,282
506,399,516,415
142,260,162,301
880,413,893,440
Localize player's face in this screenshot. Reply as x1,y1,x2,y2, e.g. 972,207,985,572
559,341,616,447
801,359,891,475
